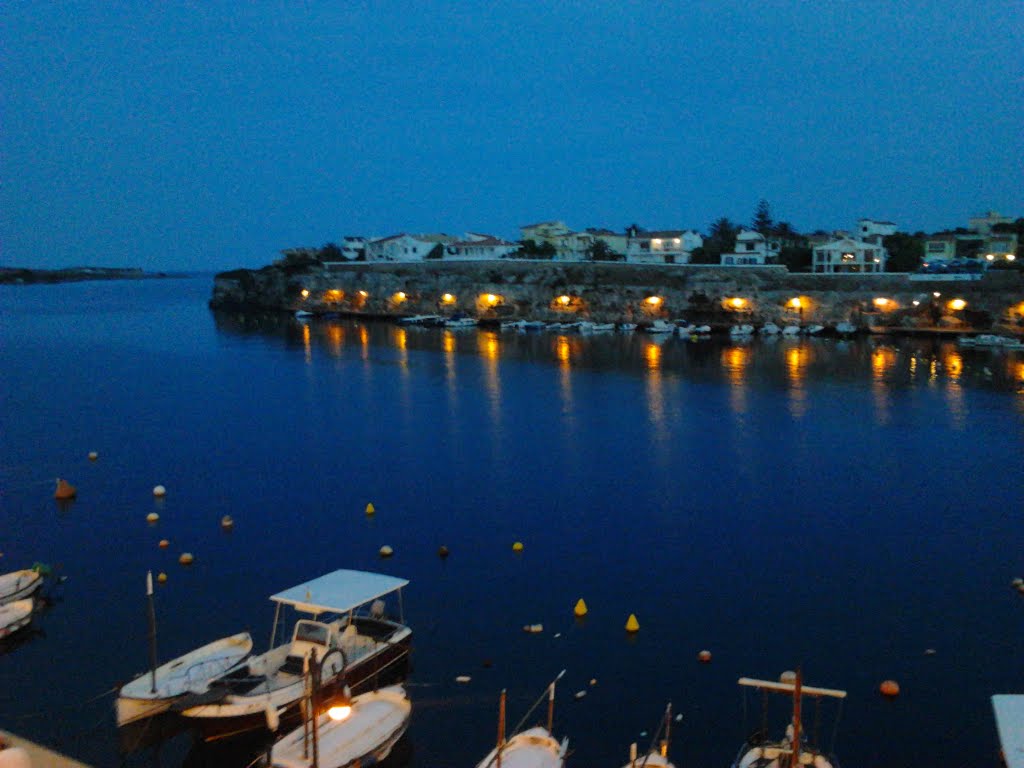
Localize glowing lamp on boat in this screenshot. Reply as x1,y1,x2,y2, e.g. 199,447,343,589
949,298,967,311
441,293,456,304
645,296,662,306
328,705,352,721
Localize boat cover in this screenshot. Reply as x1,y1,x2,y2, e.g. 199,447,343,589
993,695,1024,768
270,570,409,615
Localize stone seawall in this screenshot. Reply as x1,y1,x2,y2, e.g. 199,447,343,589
211,260,1024,331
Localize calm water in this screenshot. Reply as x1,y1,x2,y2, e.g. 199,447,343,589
1,277,1022,768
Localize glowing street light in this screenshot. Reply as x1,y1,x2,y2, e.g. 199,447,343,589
645,296,663,306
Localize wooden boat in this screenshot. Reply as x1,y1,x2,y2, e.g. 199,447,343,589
0,599,33,640
179,569,411,742
0,570,43,606
475,671,568,768
621,703,676,768
116,631,253,725
730,673,846,768
270,685,411,768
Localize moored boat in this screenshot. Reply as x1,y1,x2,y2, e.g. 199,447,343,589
621,702,676,768
0,570,43,606
0,599,33,640
397,314,442,325
269,685,411,768
116,631,254,726
730,673,846,768
643,320,675,334
475,671,568,768
178,569,411,742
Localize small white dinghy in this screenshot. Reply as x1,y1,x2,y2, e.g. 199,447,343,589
0,599,34,640
117,631,254,725
270,685,411,768
476,671,569,768
0,570,43,606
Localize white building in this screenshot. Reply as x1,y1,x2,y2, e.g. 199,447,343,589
968,210,1015,235
444,234,519,260
625,228,703,264
721,229,780,266
857,219,897,245
365,234,455,261
812,237,887,273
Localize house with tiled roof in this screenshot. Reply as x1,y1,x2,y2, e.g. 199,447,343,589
812,237,886,273
444,234,519,260
625,227,702,264
365,233,457,261
721,229,781,266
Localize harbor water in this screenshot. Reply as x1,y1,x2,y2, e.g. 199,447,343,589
1,276,1022,768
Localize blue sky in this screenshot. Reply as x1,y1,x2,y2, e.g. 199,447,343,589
4,1,1022,271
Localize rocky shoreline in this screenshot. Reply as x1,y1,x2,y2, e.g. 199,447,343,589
210,259,1024,335
0,267,177,284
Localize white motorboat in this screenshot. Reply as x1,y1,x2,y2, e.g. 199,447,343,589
730,673,845,768
804,325,825,335
730,324,754,337
0,599,33,640
782,325,801,336
476,671,568,768
397,314,441,326
618,323,638,332
760,323,781,335
835,322,857,336
270,685,411,768
116,631,254,726
445,316,478,328
0,570,43,606
643,320,675,334
958,334,1024,349
294,310,314,319
179,569,411,742
574,321,615,333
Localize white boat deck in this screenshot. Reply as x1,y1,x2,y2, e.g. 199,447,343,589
271,569,409,615
993,695,1024,768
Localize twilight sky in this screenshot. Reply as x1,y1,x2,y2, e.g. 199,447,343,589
3,1,1022,271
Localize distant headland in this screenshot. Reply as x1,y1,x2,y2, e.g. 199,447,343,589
0,267,179,285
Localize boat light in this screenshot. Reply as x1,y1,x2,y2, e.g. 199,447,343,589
441,293,456,304
645,296,662,306
949,298,967,311
328,705,352,721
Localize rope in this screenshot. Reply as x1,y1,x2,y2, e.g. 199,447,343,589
13,685,118,721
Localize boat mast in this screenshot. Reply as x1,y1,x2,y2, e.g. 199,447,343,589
790,669,802,768
496,688,506,768
661,702,672,758
146,571,158,694
546,674,557,733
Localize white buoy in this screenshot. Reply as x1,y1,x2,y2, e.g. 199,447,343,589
153,485,167,498
455,675,472,683
379,545,394,558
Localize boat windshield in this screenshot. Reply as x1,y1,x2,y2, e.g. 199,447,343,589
294,621,329,646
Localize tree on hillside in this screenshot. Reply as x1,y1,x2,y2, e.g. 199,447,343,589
318,242,343,261
587,239,623,261
516,239,556,259
752,200,774,234
883,232,925,272
702,217,739,262
778,246,812,272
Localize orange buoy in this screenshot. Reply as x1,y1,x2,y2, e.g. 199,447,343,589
157,572,168,583
879,680,900,697
697,650,712,663
159,539,170,549
178,552,194,565
54,478,77,500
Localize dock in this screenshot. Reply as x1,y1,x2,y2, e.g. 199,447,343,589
0,730,93,768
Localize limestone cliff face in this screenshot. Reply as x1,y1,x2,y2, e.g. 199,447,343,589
211,260,1024,329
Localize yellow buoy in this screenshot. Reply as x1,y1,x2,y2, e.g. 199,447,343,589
574,598,588,617
146,512,160,523
178,552,194,565
153,485,167,498
158,539,169,549
625,614,640,632
157,572,168,584
88,451,99,461
512,541,524,552
221,515,234,529
54,478,77,500
379,545,393,558
365,502,375,515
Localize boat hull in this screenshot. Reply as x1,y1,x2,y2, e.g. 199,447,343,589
271,685,411,768
0,571,43,606
475,727,568,768
187,630,412,742
0,600,33,639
